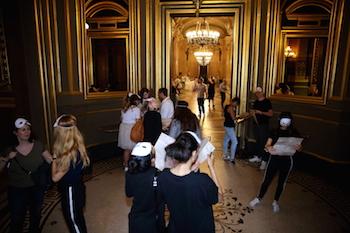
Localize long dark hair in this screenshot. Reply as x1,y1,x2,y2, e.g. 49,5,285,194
173,107,199,132
123,94,140,112
165,132,199,163
127,155,151,174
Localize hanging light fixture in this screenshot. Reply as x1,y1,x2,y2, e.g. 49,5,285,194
194,49,213,66
186,0,218,66
186,19,220,46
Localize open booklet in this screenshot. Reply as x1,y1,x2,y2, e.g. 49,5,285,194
154,133,176,171
196,137,216,164
269,137,304,156
154,133,216,171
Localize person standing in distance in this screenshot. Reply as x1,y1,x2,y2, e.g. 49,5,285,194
219,80,227,109
223,97,240,164
249,87,273,170
193,77,207,118
158,88,174,131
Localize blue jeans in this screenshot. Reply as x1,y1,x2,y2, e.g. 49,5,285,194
223,126,238,160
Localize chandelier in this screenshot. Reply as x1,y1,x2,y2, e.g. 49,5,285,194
186,19,220,46
194,49,213,66
284,46,296,58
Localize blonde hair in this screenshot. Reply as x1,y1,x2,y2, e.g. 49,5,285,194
53,114,90,171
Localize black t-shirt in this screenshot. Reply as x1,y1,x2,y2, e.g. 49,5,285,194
157,169,218,233
253,98,272,125
224,105,235,128
125,167,157,216
125,167,158,233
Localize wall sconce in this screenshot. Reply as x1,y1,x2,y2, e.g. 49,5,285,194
284,46,296,58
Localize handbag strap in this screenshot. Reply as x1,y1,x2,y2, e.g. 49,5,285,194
13,157,32,175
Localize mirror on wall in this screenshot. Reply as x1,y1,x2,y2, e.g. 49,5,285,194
83,0,129,97
89,38,127,92
277,36,327,97
273,0,331,101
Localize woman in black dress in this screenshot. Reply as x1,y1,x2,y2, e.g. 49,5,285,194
207,76,215,110
157,132,222,233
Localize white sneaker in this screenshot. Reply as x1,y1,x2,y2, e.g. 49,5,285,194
249,156,262,163
249,197,261,208
260,161,267,170
272,200,280,213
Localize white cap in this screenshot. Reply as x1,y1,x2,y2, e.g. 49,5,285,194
131,142,152,157
15,118,31,129
255,86,263,93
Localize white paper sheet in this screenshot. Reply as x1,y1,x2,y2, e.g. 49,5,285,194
269,137,303,156
197,137,216,164
154,133,175,170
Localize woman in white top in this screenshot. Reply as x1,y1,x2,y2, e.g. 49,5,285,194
118,94,141,170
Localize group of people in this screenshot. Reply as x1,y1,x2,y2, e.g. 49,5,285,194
123,85,302,233
125,132,221,233
117,86,220,233
1,115,90,233
0,84,303,233
247,87,302,213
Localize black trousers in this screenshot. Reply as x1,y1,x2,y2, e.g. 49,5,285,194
257,155,293,201
8,185,45,233
60,182,87,233
197,98,205,115
254,123,270,161
220,92,226,108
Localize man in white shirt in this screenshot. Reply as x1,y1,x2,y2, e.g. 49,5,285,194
158,88,174,130
193,77,207,118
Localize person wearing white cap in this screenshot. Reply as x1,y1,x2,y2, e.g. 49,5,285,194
3,117,52,233
249,86,273,170
157,132,222,233
125,142,159,233
249,112,302,213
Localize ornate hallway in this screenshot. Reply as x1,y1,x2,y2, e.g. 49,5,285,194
39,88,350,233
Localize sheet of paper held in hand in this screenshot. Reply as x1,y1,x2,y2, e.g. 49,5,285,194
154,133,175,171
270,137,304,156
197,137,216,164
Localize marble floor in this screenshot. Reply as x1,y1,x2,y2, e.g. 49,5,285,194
40,87,350,233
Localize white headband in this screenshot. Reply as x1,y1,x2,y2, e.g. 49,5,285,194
53,114,74,128
184,131,201,144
